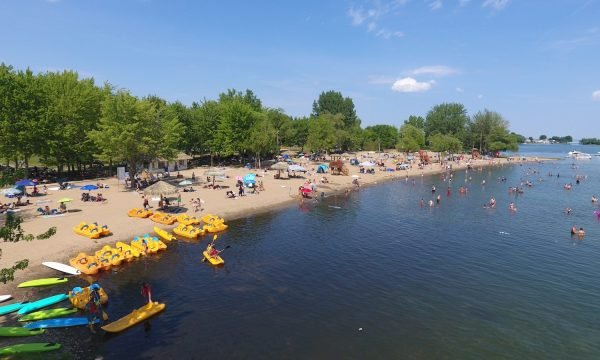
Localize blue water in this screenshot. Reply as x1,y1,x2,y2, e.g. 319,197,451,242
2,144,600,359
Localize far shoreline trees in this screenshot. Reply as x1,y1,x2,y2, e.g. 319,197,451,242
0,62,530,180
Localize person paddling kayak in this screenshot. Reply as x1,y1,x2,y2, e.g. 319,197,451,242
206,244,221,259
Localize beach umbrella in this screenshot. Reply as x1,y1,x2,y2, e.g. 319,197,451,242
15,179,37,187
57,197,73,203
288,164,307,172
359,161,376,167
3,188,23,197
143,181,178,196
178,180,193,186
203,169,226,186
271,162,289,171
80,184,99,191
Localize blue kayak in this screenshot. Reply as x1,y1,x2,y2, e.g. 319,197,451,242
17,294,68,315
0,302,28,316
24,317,98,329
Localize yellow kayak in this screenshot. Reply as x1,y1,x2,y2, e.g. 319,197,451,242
153,227,176,242
203,250,224,265
101,302,165,333
201,214,225,224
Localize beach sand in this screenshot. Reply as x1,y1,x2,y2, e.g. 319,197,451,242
0,155,540,295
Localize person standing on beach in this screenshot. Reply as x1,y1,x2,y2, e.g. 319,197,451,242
143,196,149,210
177,193,182,207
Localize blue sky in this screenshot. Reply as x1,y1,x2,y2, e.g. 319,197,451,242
1,0,599,139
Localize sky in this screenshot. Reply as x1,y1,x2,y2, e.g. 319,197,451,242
1,0,599,139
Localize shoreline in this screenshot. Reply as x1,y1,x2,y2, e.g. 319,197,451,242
0,155,546,296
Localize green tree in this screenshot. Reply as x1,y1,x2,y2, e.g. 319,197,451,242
265,108,293,148
289,117,310,150
429,133,463,159
306,114,339,152
311,90,360,129
364,125,399,151
404,115,425,130
247,115,277,168
214,98,261,156
90,90,183,184
424,103,469,144
219,89,262,112
397,124,425,153
539,134,547,140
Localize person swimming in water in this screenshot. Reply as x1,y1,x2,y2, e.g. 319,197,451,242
571,226,577,235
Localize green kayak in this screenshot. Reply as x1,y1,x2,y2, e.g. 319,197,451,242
0,342,60,355
19,307,78,322
17,277,68,288
0,327,45,337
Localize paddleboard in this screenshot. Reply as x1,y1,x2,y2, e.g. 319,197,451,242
24,317,98,329
0,342,61,356
0,302,28,316
101,302,165,333
0,295,11,303
19,307,78,322
42,261,81,275
0,327,45,337
18,293,68,315
17,277,68,288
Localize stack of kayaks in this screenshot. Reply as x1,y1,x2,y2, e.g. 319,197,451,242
17,277,68,288
68,285,108,310
0,343,61,356
149,212,177,225
101,302,165,333
173,223,205,239
154,226,176,242
128,208,153,218
176,213,200,225
73,222,110,238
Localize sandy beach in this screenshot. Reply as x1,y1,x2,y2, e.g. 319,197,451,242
0,154,540,294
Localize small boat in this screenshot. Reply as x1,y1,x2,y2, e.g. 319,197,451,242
154,226,176,242
0,342,61,356
17,277,68,288
0,327,45,337
203,250,224,265
17,293,69,315
101,302,166,333
24,317,99,329
567,151,592,159
19,308,78,322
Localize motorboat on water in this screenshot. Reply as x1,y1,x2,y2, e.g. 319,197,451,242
567,151,592,159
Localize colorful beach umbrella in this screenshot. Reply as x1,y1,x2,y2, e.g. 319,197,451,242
57,198,73,203
80,184,99,191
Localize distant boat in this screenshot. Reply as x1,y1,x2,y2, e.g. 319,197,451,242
567,151,592,159
595,152,600,157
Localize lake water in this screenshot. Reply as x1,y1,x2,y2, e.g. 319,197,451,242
4,144,600,359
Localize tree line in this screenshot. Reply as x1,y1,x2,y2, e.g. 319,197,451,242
0,63,523,183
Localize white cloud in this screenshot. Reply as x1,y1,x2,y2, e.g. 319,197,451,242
392,77,435,92
367,22,377,32
456,87,464,92
482,0,510,10
348,7,370,25
346,2,406,39
368,75,395,85
593,90,600,101
393,31,405,38
409,65,460,77
429,0,443,10
477,94,484,99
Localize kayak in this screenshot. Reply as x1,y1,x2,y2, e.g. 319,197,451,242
42,261,81,275
0,327,45,337
154,226,176,242
19,308,78,322
17,277,68,288
101,302,165,333
203,250,224,265
0,302,28,316
0,295,11,303
24,317,98,329
69,285,108,310
18,293,69,315
0,342,61,356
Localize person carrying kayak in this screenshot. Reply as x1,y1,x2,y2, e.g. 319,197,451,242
141,282,153,304
86,283,103,333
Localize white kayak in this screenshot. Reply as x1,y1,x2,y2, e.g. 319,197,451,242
0,295,11,303
42,262,81,276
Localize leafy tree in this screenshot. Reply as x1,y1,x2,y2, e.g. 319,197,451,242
289,117,310,150
424,103,469,144
580,138,600,145
168,102,195,154
265,108,293,148
364,125,398,150
429,133,463,158
214,98,261,156
219,89,262,112
306,114,339,152
247,114,277,168
190,100,220,161
539,134,547,140
404,115,425,130
311,90,360,129
470,110,510,153
397,124,425,153
512,132,526,144
528,136,534,142
90,90,183,184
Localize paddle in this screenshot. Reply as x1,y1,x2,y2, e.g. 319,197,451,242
202,245,230,262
